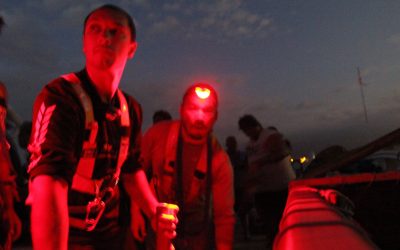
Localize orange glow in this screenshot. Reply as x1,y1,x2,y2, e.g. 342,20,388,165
195,87,211,99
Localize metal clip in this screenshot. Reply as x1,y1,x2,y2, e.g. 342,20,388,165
85,197,105,232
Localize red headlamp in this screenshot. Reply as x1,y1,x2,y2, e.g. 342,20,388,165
195,87,211,99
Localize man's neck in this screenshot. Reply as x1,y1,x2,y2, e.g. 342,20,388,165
86,66,122,102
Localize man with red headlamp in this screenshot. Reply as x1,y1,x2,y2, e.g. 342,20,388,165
133,83,235,250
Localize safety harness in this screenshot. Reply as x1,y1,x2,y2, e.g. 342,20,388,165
61,73,130,231
151,122,213,236
175,131,213,238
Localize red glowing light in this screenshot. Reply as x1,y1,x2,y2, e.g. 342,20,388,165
195,87,211,99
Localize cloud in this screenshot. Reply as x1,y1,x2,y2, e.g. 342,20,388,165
163,3,181,12
387,33,400,48
145,0,274,41
148,15,180,34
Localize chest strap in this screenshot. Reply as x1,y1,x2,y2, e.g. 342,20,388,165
61,73,130,195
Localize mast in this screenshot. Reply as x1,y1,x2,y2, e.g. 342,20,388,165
357,67,368,123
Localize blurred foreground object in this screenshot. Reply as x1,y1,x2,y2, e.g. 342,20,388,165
274,185,379,250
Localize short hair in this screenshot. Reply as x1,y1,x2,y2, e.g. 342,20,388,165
18,121,32,149
83,4,136,42
182,83,219,107
152,110,172,124
238,114,261,131
0,16,5,34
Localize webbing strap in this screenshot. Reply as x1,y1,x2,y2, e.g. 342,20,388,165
61,73,130,195
114,89,130,181
72,84,98,180
175,130,213,237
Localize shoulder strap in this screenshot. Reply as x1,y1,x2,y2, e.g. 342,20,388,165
62,73,100,194
114,89,130,181
164,121,180,173
61,73,130,195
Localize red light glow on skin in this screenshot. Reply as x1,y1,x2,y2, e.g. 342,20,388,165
195,87,211,99
180,86,218,144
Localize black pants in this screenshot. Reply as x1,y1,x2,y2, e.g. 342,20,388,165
254,189,288,241
69,224,131,250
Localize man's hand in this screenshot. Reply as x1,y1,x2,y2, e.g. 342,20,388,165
130,203,147,242
151,203,178,240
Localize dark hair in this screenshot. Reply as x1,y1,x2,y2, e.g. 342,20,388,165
83,4,136,42
238,114,261,131
18,121,32,149
0,16,5,34
182,83,219,106
152,110,172,124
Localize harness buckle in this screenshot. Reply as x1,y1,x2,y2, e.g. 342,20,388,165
84,185,117,231
85,197,105,232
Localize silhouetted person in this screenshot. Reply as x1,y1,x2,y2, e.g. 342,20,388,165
238,114,295,246
152,109,172,124
225,135,251,240
0,82,22,250
0,16,4,34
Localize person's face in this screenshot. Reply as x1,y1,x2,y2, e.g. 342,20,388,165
83,8,137,71
180,92,218,142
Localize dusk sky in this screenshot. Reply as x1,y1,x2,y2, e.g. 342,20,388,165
2,0,400,157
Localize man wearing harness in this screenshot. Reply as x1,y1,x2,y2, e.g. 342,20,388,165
27,4,176,250
132,83,235,250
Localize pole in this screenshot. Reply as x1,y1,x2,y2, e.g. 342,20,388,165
357,67,368,123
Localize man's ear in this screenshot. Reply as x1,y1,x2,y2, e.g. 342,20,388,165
128,42,138,59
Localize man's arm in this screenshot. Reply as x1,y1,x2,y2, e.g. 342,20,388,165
30,175,69,250
122,170,158,219
122,170,155,242
122,170,177,241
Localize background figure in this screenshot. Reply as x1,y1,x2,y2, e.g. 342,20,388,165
152,109,172,124
26,5,176,250
0,16,4,34
133,83,235,250
0,82,22,250
225,136,251,239
238,114,295,247
14,121,32,246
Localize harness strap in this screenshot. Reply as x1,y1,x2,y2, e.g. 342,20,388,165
61,73,130,195
114,90,130,181
175,130,213,237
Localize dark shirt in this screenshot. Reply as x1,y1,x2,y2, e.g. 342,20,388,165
27,69,143,232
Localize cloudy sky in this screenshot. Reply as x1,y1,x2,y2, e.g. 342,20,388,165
2,0,400,157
